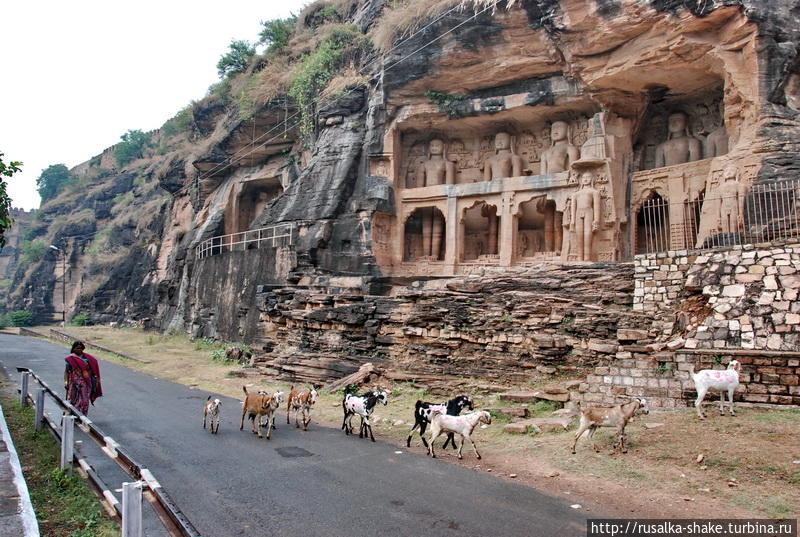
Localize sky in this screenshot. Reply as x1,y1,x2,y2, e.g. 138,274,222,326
1,0,309,210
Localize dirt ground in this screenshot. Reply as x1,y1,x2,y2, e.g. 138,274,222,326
28,325,800,520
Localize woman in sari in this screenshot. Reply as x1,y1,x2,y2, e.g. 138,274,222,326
64,341,103,414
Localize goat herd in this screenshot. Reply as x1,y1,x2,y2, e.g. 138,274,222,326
201,360,744,459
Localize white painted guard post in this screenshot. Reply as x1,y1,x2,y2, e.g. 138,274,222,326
34,389,45,432
19,372,29,407
60,415,75,470
122,481,143,537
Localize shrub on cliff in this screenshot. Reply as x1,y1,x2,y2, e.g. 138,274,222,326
36,164,71,204
0,153,21,247
8,310,33,327
288,25,371,140
216,39,256,79
259,16,297,54
114,129,152,167
21,240,48,264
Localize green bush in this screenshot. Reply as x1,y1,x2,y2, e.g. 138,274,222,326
161,105,194,137
216,39,256,79
88,155,102,167
8,310,33,327
288,25,371,139
36,164,72,203
259,16,297,53
0,315,8,330
69,313,89,326
114,129,152,167
21,240,48,264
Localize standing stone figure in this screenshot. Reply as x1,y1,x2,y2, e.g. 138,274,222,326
654,112,702,168
415,139,453,259
714,164,747,234
483,132,524,180
541,120,579,174
570,170,601,261
560,197,572,262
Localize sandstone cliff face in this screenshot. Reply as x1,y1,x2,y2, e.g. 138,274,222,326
3,0,800,387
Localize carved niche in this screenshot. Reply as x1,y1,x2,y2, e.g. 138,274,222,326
634,86,727,171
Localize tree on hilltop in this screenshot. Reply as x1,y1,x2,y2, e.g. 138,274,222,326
216,40,256,78
0,152,22,247
36,163,71,204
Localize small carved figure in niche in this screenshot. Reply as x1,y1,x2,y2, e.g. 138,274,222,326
417,139,455,186
654,112,702,168
705,125,729,158
483,132,524,180
714,164,747,234
541,121,579,174
570,170,601,261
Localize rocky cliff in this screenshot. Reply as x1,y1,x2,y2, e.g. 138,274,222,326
3,0,800,386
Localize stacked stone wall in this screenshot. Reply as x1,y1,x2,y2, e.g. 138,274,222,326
582,349,800,409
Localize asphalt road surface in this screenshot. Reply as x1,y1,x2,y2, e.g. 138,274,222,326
0,333,591,537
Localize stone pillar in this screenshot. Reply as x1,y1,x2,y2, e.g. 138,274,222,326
444,197,459,269
544,202,555,251
555,211,563,252
431,211,444,260
499,193,515,267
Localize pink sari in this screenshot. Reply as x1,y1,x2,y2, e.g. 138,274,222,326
65,353,102,414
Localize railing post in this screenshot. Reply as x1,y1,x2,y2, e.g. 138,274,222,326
122,481,143,537
19,372,29,407
34,389,45,432
60,415,75,470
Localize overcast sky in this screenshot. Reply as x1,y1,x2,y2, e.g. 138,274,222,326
1,0,308,210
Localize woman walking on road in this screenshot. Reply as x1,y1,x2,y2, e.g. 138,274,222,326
64,341,103,414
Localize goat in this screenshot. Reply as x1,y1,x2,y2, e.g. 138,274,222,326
258,391,284,439
570,398,649,454
286,385,318,430
406,395,473,450
342,389,388,442
203,396,221,434
690,359,741,419
240,387,283,439
427,410,491,460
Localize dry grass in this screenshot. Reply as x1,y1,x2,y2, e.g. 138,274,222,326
43,325,800,519
321,63,369,97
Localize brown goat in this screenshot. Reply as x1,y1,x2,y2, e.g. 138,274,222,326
570,398,649,454
286,386,318,431
239,386,272,438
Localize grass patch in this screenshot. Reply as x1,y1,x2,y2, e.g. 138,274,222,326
1,392,117,537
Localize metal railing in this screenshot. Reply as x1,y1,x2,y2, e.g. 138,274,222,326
17,368,201,537
195,222,294,260
635,179,800,254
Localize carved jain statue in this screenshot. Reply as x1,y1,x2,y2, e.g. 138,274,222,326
655,112,702,168
417,139,455,186
570,170,601,261
483,132,523,180
541,120,579,174
705,125,729,158
715,164,747,234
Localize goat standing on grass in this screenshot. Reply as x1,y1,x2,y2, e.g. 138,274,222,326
286,385,318,430
690,359,741,419
427,410,491,460
406,395,473,450
203,396,221,434
342,388,388,442
570,398,649,454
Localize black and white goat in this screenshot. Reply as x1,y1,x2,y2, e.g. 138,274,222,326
341,388,389,442
406,395,473,450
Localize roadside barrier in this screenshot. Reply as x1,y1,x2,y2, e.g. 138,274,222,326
16,368,201,537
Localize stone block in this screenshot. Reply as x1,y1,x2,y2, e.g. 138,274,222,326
617,329,649,341
503,422,535,434
780,374,799,386
743,393,769,403
769,395,794,405
486,406,529,418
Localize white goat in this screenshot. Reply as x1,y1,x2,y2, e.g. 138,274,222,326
427,410,492,460
571,398,649,454
203,396,222,434
690,359,741,419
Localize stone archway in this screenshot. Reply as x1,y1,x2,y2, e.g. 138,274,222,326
461,201,499,261
516,197,561,260
404,207,446,261
635,192,670,254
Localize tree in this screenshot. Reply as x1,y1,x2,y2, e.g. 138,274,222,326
36,163,71,204
114,129,152,167
216,40,256,79
259,16,296,53
0,152,22,247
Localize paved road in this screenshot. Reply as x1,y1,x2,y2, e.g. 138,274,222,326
0,333,590,537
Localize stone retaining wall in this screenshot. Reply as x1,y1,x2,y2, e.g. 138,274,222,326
633,243,800,351
582,349,800,409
